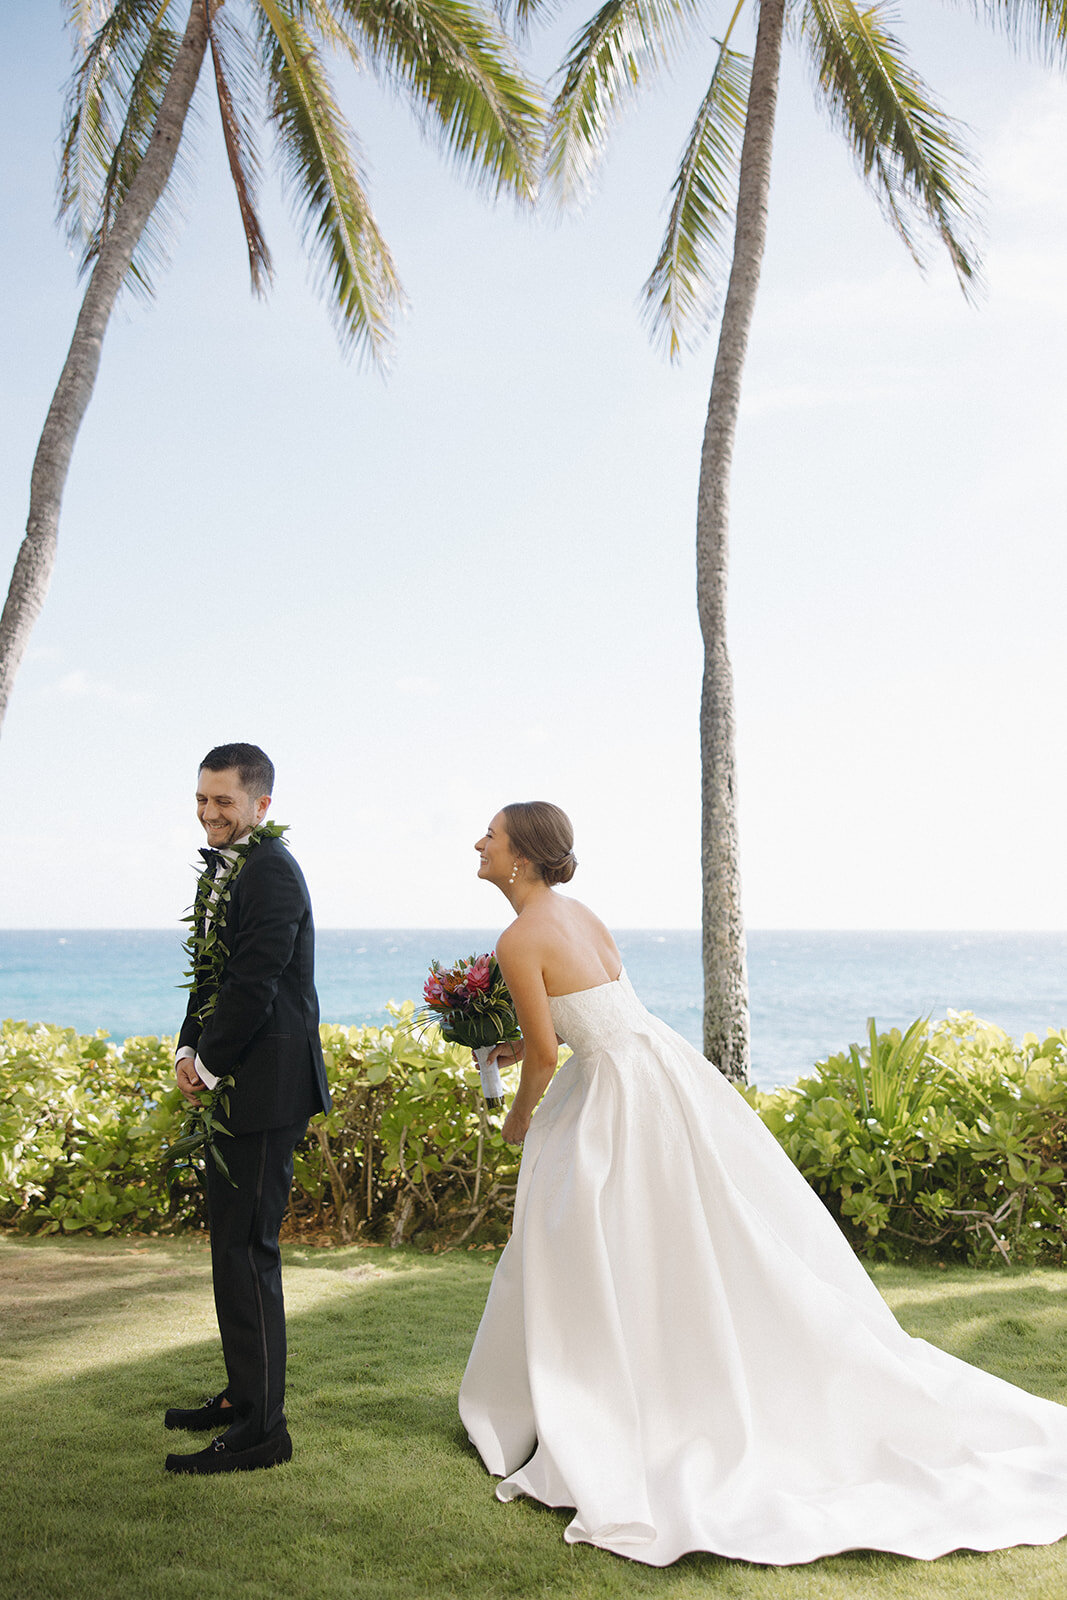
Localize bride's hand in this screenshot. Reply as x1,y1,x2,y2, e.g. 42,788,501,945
501,1106,530,1145
490,1038,525,1068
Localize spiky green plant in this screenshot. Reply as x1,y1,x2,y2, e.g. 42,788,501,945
747,1012,1067,1263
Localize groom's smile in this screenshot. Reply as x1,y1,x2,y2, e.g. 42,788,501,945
196,765,270,849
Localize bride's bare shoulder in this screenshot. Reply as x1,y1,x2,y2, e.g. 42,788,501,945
495,917,536,960
497,898,580,960
558,896,616,942
539,895,621,967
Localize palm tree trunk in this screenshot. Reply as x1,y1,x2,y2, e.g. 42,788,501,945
696,0,785,1081
0,0,209,734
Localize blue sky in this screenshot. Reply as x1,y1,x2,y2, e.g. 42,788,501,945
1,1,1065,931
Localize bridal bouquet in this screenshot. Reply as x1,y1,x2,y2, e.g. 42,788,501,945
419,953,519,1110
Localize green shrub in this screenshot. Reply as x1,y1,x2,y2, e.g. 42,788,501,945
0,1011,523,1246
6,1008,1067,1262
0,1021,185,1235
293,1003,523,1246
743,1012,1067,1266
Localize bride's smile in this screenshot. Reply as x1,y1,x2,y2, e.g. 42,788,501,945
474,814,512,883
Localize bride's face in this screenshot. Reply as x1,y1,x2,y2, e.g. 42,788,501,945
475,813,513,884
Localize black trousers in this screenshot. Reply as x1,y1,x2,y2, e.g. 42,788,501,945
204,1119,307,1450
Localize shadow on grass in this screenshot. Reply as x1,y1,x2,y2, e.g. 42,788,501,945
866,1269,1067,1399
2,1242,1066,1600
0,1236,214,1353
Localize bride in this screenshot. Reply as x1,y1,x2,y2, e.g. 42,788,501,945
458,801,1067,1568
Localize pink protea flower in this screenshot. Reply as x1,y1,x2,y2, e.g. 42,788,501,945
464,955,493,994
423,968,452,1010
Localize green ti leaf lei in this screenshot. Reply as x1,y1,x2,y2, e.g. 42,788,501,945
167,820,290,1190
180,820,289,1027
165,1073,238,1189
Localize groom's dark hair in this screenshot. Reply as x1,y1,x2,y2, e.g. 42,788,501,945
200,742,274,798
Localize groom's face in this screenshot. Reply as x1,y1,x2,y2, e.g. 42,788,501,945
196,766,270,848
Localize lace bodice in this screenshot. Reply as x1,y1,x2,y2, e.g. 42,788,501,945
547,968,647,1055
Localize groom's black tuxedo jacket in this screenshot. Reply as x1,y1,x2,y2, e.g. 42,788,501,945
178,836,330,1135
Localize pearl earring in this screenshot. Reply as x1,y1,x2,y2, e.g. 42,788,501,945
508,862,519,886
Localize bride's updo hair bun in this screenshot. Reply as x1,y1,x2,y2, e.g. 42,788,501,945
502,802,577,886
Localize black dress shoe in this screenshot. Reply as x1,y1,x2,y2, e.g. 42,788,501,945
165,1428,293,1475
164,1393,235,1432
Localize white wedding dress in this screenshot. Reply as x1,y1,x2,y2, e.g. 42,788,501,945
459,971,1067,1567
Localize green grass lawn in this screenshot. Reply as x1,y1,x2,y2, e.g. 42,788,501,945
3,1235,1067,1600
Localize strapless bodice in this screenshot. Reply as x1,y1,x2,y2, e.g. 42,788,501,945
548,968,648,1055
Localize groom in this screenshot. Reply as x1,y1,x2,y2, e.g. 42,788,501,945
165,743,330,1474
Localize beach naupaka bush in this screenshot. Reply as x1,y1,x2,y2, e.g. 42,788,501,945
0,1021,182,1234
4,1009,1066,1261
0,1011,523,1245
744,1013,1067,1265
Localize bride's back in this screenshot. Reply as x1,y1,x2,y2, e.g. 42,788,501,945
516,893,621,998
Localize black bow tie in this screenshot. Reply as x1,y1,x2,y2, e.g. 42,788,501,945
199,847,226,876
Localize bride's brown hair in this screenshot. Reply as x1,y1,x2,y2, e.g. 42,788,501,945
502,802,577,886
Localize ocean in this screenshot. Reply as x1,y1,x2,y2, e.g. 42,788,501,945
2,928,1065,1089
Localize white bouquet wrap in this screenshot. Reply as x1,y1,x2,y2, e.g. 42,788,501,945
473,1045,505,1110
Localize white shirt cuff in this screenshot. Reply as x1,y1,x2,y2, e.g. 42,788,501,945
195,1055,220,1090
175,1045,220,1091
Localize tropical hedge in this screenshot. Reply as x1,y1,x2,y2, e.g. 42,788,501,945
2,1008,1067,1262
0,1007,522,1247
743,1012,1067,1266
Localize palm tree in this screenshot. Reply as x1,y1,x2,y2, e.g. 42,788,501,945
548,0,1066,1081
0,0,542,733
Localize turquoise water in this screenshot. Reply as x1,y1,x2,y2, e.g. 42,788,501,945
1,928,1065,1090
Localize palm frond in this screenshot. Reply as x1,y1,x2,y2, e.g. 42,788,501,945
206,5,273,293
59,0,191,293
491,0,563,44
62,0,117,57
287,0,365,67
60,0,158,246
93,25,182,288
802,0,981,293
952,0,1067,65
642,41,751,360
254,0,404,363
546,0,705,207
323,0,543,201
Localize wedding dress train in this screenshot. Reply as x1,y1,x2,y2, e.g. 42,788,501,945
459,971,1067,1566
